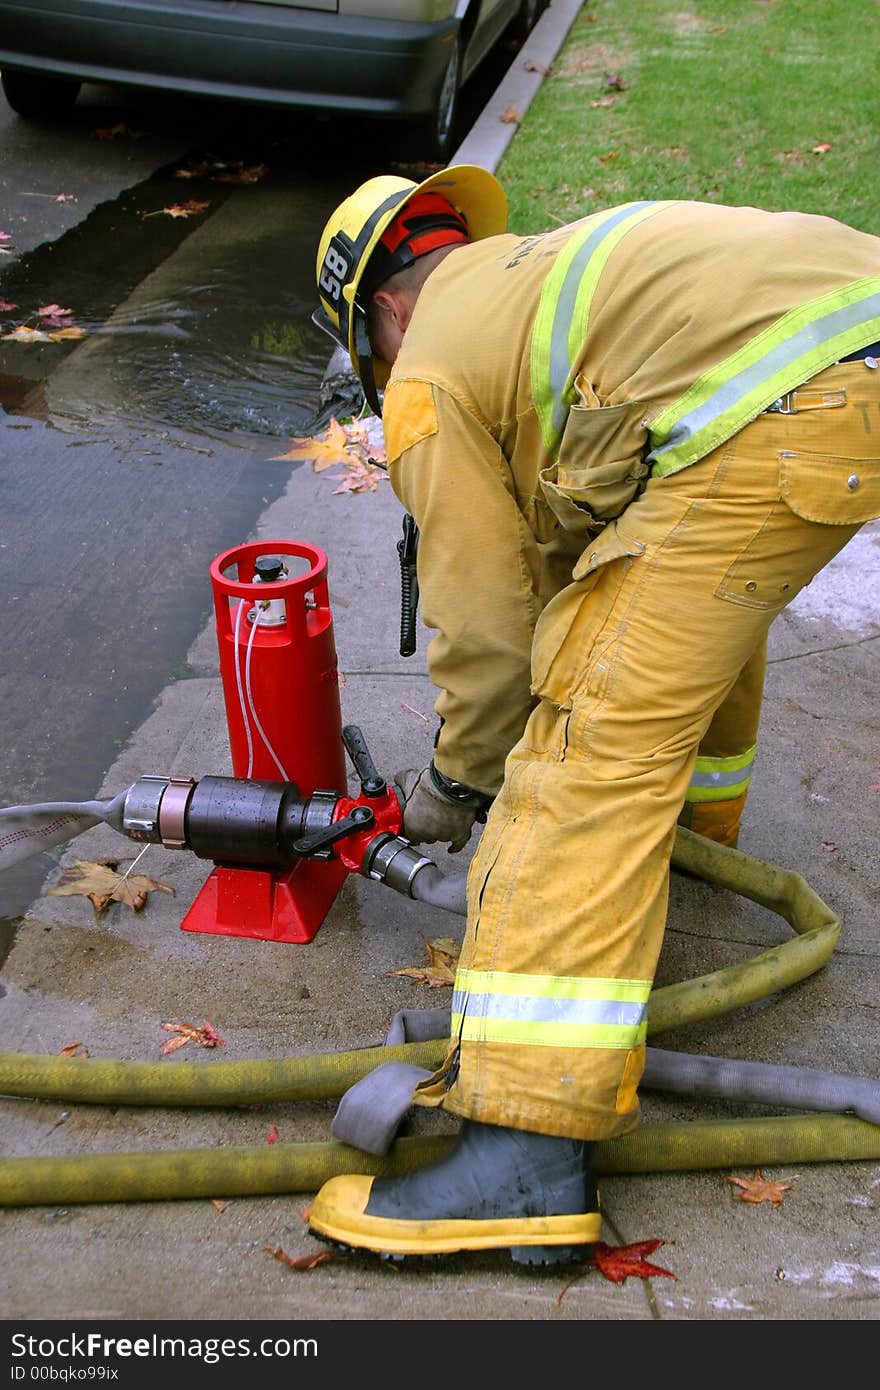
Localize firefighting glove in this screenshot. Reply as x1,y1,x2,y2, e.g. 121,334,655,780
393,763,493,854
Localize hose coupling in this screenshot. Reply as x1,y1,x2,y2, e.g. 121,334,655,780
361,833,435,897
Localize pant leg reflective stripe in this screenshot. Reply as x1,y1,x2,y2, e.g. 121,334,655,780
647,279,880,476
685,744,756,803
451,970,650,1049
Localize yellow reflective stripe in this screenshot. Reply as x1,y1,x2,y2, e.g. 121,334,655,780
648,278,880,476
685,744,756,803
454,968,650,1002
451,969,651,1051
531,201,672,457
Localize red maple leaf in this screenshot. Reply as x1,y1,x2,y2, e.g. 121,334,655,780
589,1239,676,1285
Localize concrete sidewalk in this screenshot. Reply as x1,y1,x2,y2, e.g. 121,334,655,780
1,0,879,1324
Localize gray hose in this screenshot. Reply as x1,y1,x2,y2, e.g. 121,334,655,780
642,1049,880,1124
0,790,129,871
409,862,468,915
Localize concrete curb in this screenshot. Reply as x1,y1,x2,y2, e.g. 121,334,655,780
451,0,584,171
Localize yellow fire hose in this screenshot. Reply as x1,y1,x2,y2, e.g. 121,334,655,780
1,827,878,1206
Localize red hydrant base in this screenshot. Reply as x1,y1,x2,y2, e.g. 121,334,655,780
180,858,348,945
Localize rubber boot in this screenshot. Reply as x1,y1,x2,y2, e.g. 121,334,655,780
308,1120,601,1265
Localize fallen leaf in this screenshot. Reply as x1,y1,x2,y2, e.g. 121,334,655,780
1,325,50,342
400,702,429,722
264,1244,340,1270
331,461,387,495
58,1042,89,1058
557,1239,675,1301
161,1019,225,1055
391,934,460,988
589,96,616,108
211,1199,228,1212
37,303,74,321
811,142,832,154
598,150,621,163
525,59,548,74
47,859,174,914
820,841,839,852
46,326,87,341
603,71,628,90
266,1124,279,1145
500,105,522,124
273,416,388,495
143,199,210,220
273,417,349,466
213,163,268,184
726,1169,794,1207
94,123,143,140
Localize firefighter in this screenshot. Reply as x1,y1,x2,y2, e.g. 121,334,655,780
308,166,880,1262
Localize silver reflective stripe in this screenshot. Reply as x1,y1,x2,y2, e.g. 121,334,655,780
451,969,651,1049
452,988,645,1029
648,285,880,474
546,202,658,443
531,201,673,456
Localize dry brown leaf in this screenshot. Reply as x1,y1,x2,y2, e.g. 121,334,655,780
143,199,210,220
1,325,51,342
214,163,269,184
500,105,522,124
331,461,386,495
47,859,174,914
161,1019,225,1055
264,1244,340,1270
273,416,388,497
211,1199,228,1212
94,123,143,140
391,933,460,988
811,142,832,154
598,150,621,163
726,1169,795,1207
46,326,87,341
58,1042,89,1058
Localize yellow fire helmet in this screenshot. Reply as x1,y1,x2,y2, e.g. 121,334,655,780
313,165,507,414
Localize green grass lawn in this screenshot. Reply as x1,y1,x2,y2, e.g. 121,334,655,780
500,0,879,234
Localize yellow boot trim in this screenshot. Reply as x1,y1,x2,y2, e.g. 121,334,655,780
309,1175,602,1256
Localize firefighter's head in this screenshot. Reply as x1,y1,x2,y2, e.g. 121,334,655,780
313,165,507,413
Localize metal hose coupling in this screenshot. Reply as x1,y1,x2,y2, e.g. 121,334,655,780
360,832,435,897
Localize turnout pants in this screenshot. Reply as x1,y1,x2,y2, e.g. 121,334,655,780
437,359,880,1140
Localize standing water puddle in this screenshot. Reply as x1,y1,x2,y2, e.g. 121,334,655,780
0,139,381,955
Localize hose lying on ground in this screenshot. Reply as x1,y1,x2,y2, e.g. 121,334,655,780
0,827,877,1205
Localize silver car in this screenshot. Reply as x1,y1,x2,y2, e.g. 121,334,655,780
0,0,547,162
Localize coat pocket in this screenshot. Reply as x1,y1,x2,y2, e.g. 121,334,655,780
780,450,880,524
537,399,650,534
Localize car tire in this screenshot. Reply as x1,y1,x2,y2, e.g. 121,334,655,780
424,34,462,165
1,69,82,119
511,0,547,44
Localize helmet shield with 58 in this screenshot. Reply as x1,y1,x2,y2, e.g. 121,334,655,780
314,165,507,415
